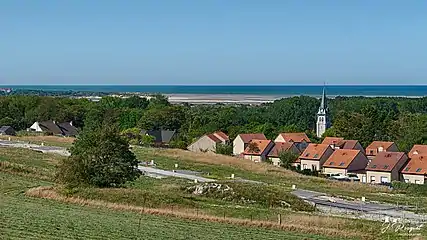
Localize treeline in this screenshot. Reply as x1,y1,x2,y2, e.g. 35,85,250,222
1,94,427,152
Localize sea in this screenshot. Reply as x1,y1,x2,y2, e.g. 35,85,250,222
4,85,427,97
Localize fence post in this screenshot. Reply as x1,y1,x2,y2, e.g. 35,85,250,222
278,214,281,225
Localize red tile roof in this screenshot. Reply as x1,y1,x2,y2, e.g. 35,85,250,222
341,140,360,150
243,140,273,156
323,149,362,169
238,133,267,143
207,134,222,143
365,152,407,172
213,131,229,142
322,137,344,145
366,141,396,155
408,145,427,158
299,144,330,160
401,155,427,175
267,142,299,157
279,132,311,143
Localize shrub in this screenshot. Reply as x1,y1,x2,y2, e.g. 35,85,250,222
392,181,427,196
56,125,141,187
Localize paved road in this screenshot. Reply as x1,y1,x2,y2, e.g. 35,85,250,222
292,189,427,223
138,166,216,182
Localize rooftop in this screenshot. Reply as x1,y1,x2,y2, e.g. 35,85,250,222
238,133,267,143
366,141,395,150
365,152,407,172
299,144,330,160
401,155,427,175
280,132,311,143
323,149,363,169
267,142,298,157
408,145,427,158
322,137,344,146
243,139,272,156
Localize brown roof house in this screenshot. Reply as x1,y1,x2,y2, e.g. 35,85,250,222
366,141,398,158
365,152,408,184
322,149,369,176
322,137,365,153
266,142,301,166
401,155,427,184
298,144,333,172
274,132,311,151
408,145,427,158
233,133,267,156
28,120,78,137
242,139,274,162
187,131,229,153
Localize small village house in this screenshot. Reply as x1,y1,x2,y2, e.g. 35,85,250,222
365,141,398,158
187,131,229,153
141,129,176,146
274,132,311,151
365,152,408,184
0,126,16,136
322,137,365,153
322,149,369,177
401,155,427,184
242,139,274,162
266,142,300,166
298,143,333,171
408,145,427,158
233,133,267,156
28,120,78,137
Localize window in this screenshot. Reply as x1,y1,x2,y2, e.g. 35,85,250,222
313,154,319,158
383,165,389,169
380,176,389,183
370,176,376,183
304,153,310,157
362,176,367,183
339,162,345,166
404,179,409,183
415,180,421,184
378,147,384,152
405,167,410,171
302,164,308,170
312,165,317,171
371,165,377,169
416,168,422,172
329,162,335,165
370,150,374,155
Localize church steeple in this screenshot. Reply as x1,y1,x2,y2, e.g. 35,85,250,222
316,86,330,138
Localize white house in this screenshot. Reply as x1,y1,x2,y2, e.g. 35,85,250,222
233,133,266,156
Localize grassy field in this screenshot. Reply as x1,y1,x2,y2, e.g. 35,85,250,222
0,145,421,239
0,135,75,148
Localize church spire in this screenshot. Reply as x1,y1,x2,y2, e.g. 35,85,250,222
319,86,327,110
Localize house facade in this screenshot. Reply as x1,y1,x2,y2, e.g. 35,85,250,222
365,141,398,158
267,142,300,166
274,132,311,151
0,126,16,136
401,155,427,184
242,139,274,162
233,133,267,156
188,131,229,153
298,144,333,171
365,152,408,184
322,149,369,176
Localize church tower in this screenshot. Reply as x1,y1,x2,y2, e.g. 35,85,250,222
316,87,330,138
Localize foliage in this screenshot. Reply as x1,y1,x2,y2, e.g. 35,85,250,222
57,126,140,187
278,151,299,169
247,142,260,153
215,143,233,155
391,181,427,196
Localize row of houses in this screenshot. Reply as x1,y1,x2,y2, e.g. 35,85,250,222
188,131,427,185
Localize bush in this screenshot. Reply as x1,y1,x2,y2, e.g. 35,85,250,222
215,143,233,156
392,181,427,196
278,151,299,169
57,126,141,187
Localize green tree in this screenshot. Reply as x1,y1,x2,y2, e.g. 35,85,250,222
57,126,140,187
279,151,299,169
215,143,233,155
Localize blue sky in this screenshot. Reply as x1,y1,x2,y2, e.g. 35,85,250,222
1,0,426,85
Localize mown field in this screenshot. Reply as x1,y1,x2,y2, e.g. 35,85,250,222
0,141,423,239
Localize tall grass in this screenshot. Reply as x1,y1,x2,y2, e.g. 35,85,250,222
26,186,375,239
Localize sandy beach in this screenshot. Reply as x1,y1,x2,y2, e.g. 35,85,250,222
166,94,285,104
